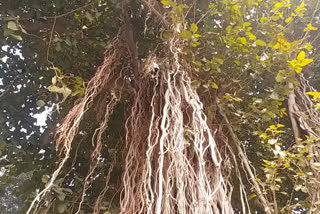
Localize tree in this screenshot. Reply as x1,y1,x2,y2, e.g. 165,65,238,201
1,0,320,213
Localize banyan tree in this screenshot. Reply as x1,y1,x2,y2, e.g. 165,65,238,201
1,0,320,213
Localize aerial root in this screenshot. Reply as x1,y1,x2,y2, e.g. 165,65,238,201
120,38,233,213
27,38,125,214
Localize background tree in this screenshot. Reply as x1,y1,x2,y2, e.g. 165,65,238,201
1,0,320,213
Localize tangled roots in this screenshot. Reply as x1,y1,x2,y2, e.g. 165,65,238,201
120,38,233,213
27,38,126,214
28,35,234,213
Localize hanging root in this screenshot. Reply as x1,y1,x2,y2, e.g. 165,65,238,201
29,19,239,213
120,38,233,213
27,38,125,214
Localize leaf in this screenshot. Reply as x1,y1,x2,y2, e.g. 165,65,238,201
52,76,57,85
238,37,247,45
215,58,224,64
256,40,266,46
247,32,256,40
179,30,192,39
85,11,94,24
248,193,257,200
42,175,50,183
191,23,198,33
260,17,268,23
306,23,318,31
297,51,305,60
36,100,46,108
161,0,172,6
285,17,292,23
193,33,201,38
48,85,72,100
211,82,218,89
305,43,313,51
7,21,19,31
273,2,282,9
306,91,320,99
299,58,313,66
191,41,201,47
4,28,23,41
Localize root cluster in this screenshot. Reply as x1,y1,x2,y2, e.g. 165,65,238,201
28,34,234,213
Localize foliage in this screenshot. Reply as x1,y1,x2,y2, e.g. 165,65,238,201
1,0,320,213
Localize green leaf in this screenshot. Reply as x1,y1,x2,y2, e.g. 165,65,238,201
238,37,247,45
215,58,224,64
191,23,198,33
191,41,201,47
248,193,257,200
179,30,192,39
36,100,46,108
256,40,266,46
260,17,268,23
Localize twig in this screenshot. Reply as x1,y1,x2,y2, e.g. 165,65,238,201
0,73,20,99
47,17,57,62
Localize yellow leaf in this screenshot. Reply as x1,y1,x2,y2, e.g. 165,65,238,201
272,43,280,49
297,172,305,176
295,66,302,73
306,91,320,99
269,125,277,130
256,40,266,46
211,83,219,89
161,0,171,6
247,32,256,40
260,17,268,23
191,23,198,33
274,2,282,9
239,37,247,45
297,51,305,60
299,58,313,66
306,23,318,31
285,17,292,23
305,43,313,51
215,58,224,64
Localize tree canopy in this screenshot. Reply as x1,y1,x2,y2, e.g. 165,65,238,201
1,0,320,213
